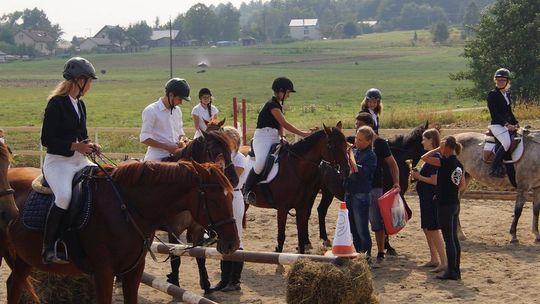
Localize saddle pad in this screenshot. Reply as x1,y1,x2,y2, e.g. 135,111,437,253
22,190,91,232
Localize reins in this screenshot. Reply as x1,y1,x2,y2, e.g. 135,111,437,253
0,188,15,198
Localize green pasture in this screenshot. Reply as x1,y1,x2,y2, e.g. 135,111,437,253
1,30,484,165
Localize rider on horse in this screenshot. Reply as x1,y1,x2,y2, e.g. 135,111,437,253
487,68,519,177
242,77,313,203
41,57,101,264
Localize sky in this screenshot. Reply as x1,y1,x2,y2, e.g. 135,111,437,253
2,0,251,40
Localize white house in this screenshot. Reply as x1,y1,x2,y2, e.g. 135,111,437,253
0,51,7,63
14,30,55,55
150,30,179,47
289,19,321,40
93,25,130,50
79,37,120,52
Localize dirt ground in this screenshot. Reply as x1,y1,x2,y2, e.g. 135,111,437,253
1,194,540,304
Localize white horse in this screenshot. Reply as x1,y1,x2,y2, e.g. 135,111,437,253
455,130,540,243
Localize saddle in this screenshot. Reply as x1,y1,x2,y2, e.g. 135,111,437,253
23,166,97,273
482,128,524,164
248,141,282,182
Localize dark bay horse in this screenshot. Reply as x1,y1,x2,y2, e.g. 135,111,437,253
0,143,18,230
313,122,428,249
248,123,350,254
3,160,238,304
163,130,237,292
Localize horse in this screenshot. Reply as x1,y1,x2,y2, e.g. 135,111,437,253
247,123,351,254
0,142,19,230
3,160,239,303
455,130,540,243
312,122,428,250
162,130,237,292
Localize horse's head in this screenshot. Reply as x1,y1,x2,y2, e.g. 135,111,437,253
191,161,239,255
391,121,429,167
320,121,350,179
202,130,239,187
204,118,226,132
0,143,19,229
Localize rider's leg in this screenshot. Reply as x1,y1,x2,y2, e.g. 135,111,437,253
489,127,511,177
42,204,68,264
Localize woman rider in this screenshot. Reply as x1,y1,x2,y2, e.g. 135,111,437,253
242,77,313,203
487,68,519,177
41,57,100,264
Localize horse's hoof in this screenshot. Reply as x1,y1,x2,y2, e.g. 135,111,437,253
275,264,285,274
305,243,313,250
510,238,519,244
458,234,467,241
322,239,332,247
386,248,397,256
535,238,540,244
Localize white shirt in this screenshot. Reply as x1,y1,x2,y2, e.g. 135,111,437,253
191,103,219,138
501,91,510,105
140,98,184,161
233,152,247,189
368,109,378,129
69,95,80,118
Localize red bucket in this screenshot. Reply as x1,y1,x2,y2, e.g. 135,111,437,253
377,188,409,235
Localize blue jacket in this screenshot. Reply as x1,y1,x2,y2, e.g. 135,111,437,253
345,147,377,194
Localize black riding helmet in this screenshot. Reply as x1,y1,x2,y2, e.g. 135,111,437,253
63,57,97,80
165,78,191,101
272,77,296,93
494,68,511,79
365,88,382,100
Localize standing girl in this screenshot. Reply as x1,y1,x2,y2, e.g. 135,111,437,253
410,128,447,272
360,88,383,134
192,88,219,138
41,57,101,264
421,135,465,280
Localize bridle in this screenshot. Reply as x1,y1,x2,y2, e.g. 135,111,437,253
0,188,15,198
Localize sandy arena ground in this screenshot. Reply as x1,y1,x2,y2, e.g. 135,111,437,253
1,194,540,304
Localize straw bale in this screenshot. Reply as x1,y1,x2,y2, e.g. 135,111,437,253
21,271,96,304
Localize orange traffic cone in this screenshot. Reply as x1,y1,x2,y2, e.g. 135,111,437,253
325,202,359,258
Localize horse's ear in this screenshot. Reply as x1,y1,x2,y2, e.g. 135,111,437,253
424,120,429,130
218,118,226,127
336,121,342,131
323,124,331,136
191,160,210,179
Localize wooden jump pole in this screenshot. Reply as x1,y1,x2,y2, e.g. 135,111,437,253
141,272,218,304
232,96,238,129
151,242,342,265
241,98,247,145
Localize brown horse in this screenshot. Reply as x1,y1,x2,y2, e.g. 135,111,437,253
0,143,19,230
248,123,350,253
4,160,239,304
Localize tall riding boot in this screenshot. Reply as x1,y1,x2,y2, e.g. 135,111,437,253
222,261,244,292
242,169,260,204
210,260,231,292
42,204,68,264
489,146,507,177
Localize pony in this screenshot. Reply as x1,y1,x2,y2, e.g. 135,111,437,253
3,160,239,304
247,123,350,254
455,130,540,243
162,130,237,292
312,122,428,250
0,142,18,230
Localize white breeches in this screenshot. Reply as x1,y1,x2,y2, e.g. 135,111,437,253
43,152,95,210
252,128,280,174
232,190,245,248
489,124,511,151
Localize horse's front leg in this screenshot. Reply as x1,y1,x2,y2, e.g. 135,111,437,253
93,267,115,304
295,208,310,254
275,209,287,253
531,188,540,242
510,190,527,244
7,259,34,304
317,188,334,247
196,257,211,293
120,263,145,304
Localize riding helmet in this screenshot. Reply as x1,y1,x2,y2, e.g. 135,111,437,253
198,88,212,99
165,78,191,101
272,77,296,93
365,88,382,100
494,68,511,79
63,57,97,80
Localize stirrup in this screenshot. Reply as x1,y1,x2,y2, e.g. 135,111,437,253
44,240,69,264
244,191,256,205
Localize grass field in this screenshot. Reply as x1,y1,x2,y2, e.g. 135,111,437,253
4,29,538,167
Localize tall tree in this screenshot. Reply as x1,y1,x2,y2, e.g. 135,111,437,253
216,3,240,40
126,21,152,46
451,0,540,102
463,1,480,37
184,3,218,43
432,22,449,43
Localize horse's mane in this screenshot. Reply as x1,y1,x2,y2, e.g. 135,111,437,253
290,129,327,154
389,123,425,147
0,142,11,163
176,131,232,162
205,131,232,153
112,160,233,192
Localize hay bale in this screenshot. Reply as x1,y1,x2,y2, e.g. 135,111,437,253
286,257,378,304
21,271,96,304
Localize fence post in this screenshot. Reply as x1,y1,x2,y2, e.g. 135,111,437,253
233,97,238,129
241,99,247,145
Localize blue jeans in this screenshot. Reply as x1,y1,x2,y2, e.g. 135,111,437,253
346,192,372,254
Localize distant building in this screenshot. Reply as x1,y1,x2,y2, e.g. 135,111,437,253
289,19,320,40
357,20,378,27
216,40,239,47
240,36,256,46
150,30,179,47
0,51,6,63
93,25,130,50
14,30,55,55
79,37,120,52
